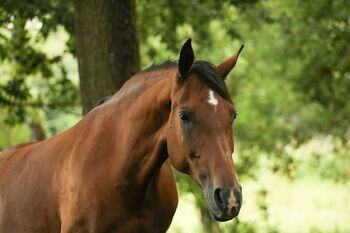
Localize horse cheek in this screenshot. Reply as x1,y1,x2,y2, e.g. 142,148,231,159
166,130,189,173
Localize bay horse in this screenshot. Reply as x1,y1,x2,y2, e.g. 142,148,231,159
0,39,243,233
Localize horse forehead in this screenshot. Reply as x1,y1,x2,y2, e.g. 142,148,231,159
207,90,218,107
193,93,233,123
182,76,214,99
177,75,232,111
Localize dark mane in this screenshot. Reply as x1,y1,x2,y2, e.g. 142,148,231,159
95,60,231,108
142,60,231,102
142,60,177,73
190,61,231,102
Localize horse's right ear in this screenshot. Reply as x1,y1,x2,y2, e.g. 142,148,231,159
217,45,244,80
178,39,195,81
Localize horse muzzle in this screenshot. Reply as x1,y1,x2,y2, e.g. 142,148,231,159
204,186,242,221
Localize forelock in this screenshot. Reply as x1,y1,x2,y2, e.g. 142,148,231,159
190,61,231,102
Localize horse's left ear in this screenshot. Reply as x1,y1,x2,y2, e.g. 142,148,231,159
178,38,195,81
217,45,244,80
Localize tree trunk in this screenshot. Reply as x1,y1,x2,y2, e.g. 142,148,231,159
29,121,46,141
74,0,140,114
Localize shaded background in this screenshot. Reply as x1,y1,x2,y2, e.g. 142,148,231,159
0,0,349,232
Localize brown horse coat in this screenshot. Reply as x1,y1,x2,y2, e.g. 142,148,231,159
0,39,242,233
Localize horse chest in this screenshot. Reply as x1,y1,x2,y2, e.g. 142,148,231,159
61,162,178,233
126,162,178,232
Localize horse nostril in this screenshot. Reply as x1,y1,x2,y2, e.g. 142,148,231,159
214,187,242,216
214,188,224,210
231,206,240,216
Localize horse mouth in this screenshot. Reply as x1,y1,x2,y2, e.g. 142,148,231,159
207,203,236,222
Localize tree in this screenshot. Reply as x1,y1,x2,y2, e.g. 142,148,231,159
74,0,140,114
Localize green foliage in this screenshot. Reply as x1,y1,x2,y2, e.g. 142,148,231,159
0,0,77,125
262,0,350,137
0,110,30,149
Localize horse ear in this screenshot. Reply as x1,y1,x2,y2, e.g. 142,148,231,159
178,38,195,80
217,45,244,80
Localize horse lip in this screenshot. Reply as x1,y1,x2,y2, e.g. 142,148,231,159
208,198,241,221
208,205,234,222
213,213,234,222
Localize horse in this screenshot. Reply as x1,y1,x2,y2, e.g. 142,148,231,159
0,39,243,233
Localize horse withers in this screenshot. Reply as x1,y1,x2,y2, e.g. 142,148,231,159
0,39,243,233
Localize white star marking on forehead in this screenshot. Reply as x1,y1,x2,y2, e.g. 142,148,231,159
208,90,218,107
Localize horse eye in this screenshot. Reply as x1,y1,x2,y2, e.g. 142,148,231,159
233,112,238,120
179,112,190,122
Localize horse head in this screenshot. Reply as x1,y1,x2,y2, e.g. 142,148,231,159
166,39,243,221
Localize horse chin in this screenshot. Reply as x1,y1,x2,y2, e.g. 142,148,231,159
209,209,234,222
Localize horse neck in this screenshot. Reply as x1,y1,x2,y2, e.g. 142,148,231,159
88,68,176,193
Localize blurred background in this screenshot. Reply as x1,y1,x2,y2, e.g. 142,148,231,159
0,0,349,232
